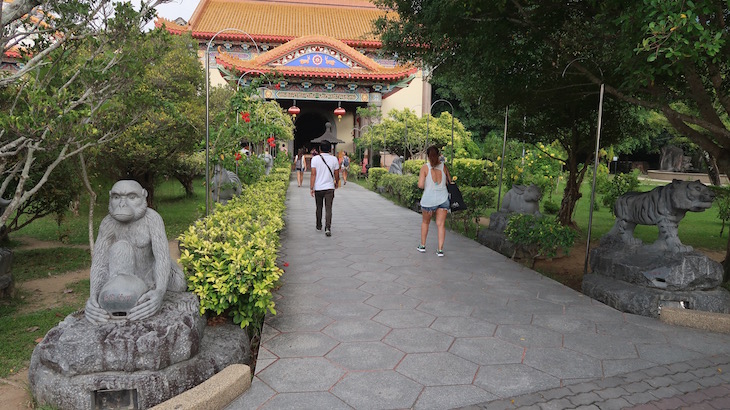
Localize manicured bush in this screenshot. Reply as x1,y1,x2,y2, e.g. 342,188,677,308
178,167,288,329
403,159,425,175
504,214,576,267
601,170,641,215
367,167,388,189
449,158,499,187
452,185,495,235
378,173,421,209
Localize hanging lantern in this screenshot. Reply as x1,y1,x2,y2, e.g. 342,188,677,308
334,102,345,121
288,100,300,118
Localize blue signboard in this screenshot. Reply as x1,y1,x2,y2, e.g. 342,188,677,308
284,53,350,69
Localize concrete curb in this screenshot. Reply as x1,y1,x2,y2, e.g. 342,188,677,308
660,306,730,333
151,364,251,410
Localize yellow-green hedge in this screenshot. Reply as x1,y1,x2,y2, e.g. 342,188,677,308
178,167,289,328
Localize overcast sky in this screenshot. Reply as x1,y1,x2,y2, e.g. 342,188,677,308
153,0,199,23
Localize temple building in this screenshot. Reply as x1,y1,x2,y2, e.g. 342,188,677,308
156,0,430,154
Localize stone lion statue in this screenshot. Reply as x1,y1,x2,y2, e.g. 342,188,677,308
500,184,542,216
389,157,404,175
604,179,715,253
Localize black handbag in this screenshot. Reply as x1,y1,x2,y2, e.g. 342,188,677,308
447,183,467,212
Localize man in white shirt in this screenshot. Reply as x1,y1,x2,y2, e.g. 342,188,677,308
310,141,340,236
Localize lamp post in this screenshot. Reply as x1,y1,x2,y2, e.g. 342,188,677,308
562,58,605,276
425,99,455,162
206,28,259,216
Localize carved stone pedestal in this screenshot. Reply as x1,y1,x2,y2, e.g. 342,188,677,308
476,212,516,258
583,246,730,318
29,292,251,410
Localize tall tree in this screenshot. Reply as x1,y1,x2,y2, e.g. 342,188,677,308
373,0,648,226
373,0,730,268
94,32,204,207
0,0,170,239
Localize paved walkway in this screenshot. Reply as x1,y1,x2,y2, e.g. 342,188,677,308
226,177,730,410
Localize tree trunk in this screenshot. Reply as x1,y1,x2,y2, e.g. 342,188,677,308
557,144,589,228
129,171,156,209
176,175,195,197
702,151,722,186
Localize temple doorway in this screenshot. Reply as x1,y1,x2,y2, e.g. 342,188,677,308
293,110,327,153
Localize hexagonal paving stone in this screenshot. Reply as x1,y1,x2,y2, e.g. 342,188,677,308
315,276,365,289
265,312,333,333
531,313,597,334
265,332,339,358
331,370,423,409
319,301,380,320
317,288,371,303
563,332,639,360
523,347,603,379
384,328,453,353
413,385,496,410
494,324,563,347
449,337,524,365
366,294,421,310
417,300,475,317
505,297,565,314
635,343,707,365
323,319,391,342
474,363,560,397
373,309,436,328
257,357,345,393
326,341,404,370
258,392,352,409
430,317,496,338
396,352,478,386
358,281,409,295
353,270,399,282
274,295,329,314
225,378,275,409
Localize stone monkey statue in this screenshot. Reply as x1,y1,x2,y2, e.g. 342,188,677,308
84,180,186,324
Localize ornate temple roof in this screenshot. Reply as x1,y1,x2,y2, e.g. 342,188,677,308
215,34,416,82
156,0,389,48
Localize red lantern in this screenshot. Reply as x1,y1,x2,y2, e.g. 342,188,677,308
288,101,300,118
334,106,346,121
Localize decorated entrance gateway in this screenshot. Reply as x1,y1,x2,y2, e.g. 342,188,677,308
156,0,426,153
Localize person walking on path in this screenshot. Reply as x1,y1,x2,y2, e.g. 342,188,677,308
294,148,307,187
341,151,350,185
417,145,451,256
310,142,340,236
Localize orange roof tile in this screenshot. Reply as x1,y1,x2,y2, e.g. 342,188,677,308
157,0,389,47
215,35,416,82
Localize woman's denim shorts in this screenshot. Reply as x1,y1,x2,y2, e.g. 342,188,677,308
421,200,450,212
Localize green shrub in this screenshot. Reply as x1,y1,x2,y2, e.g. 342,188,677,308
601,170,640,215
378,173,420,208
543,200,560,215
449,158,499,187
403,159,425,175
178,168,288,330
453,185,495,235
367,167,388,189
504,214,576,267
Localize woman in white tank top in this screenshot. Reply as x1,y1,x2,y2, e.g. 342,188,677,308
417,146,452,257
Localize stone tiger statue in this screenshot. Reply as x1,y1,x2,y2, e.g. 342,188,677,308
605,179,715,253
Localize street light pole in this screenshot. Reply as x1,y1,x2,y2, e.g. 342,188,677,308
206,28,259,216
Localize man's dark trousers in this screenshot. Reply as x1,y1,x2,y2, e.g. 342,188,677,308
314,189,335,230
